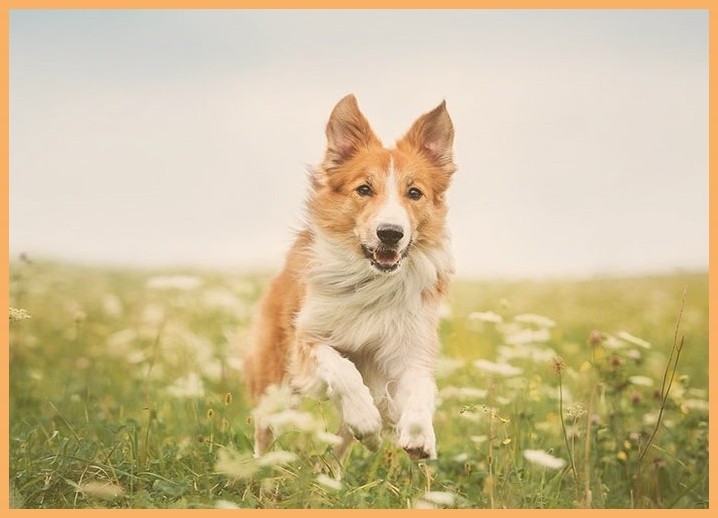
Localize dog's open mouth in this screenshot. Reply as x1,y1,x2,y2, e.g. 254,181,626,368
362,245,409,273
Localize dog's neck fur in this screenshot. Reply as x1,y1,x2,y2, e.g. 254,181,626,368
306,225,451,302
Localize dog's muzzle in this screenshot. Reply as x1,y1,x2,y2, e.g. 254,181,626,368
361,243,410,273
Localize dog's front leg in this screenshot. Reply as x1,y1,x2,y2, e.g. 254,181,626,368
393,369,438,459
292,342,382,451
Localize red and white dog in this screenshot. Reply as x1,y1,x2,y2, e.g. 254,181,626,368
244,94,456,462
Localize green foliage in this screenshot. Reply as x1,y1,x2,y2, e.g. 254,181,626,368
9,259,708,508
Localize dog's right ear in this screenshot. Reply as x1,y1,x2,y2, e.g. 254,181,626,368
324,94,382,167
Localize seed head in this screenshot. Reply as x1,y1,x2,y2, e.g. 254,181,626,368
588,329,605,346
630,391,642,406
566,403,587,419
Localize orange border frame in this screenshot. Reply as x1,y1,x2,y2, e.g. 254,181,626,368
1,2,714,516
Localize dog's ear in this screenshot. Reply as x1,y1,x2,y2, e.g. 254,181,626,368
324,94,382,166
398,100,455,174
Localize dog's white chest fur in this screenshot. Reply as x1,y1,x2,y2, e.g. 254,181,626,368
296,232,448,361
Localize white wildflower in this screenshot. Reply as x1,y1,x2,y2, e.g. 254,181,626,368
78,481,124,500
566,403,587,419
497,343,557,363
264,409,322,434
459,409,482,422
315,474,343,491
453,453,470,463
215,500,240,509
256,450,297,468
643,412,675,428
470,435,489,444
474,359,523,377
625,349,642,361
146,275,203,291
502,326,551,345
414,499,436,509
252,384,299,422
514,313,556,328
420,491,456,507
682,399,709,412
617,331,651,349
315,431,344,446
436,357,465,378
602,335,626,350
688,388,707,399
102,294,123,317
439,386,488,401
629,375,654,387
9,307,31,323
167,372,205,399
202,288,245,313
523,449,567,470
215,448,258,480
468,311,503,324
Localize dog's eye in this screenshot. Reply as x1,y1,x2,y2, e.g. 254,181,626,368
407,187,424,200
356,184,373,197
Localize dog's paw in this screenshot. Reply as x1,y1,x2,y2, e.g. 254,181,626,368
342,397,383,451
397,410,436,460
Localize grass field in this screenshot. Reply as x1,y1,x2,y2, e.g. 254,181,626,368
8,259,709,508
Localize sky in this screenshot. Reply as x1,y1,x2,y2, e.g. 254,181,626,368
9,9,708,278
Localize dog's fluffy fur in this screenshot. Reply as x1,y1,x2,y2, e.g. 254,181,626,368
243,94,456,462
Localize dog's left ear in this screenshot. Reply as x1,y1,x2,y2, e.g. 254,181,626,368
398,101,455,174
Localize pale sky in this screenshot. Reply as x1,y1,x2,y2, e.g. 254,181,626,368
9,10,708,278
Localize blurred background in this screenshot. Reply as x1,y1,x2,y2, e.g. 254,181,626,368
9,9,708,279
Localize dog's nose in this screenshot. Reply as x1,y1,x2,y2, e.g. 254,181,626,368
376,224,404,246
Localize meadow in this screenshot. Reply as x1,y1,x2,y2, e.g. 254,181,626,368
8,258,709,508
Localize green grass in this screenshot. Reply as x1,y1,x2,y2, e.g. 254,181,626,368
8,259,709,508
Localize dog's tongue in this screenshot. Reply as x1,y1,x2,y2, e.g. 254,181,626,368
374,249,400,267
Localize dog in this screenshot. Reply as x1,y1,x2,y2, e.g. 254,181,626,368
243,94,456,464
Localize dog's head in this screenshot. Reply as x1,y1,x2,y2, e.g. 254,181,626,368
309,94,456,274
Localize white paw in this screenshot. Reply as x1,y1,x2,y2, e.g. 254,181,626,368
397,410,436,460
342,395,383,451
